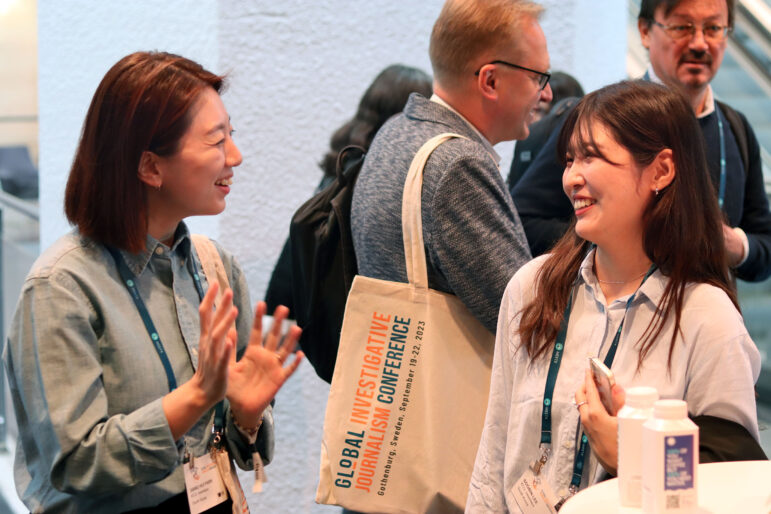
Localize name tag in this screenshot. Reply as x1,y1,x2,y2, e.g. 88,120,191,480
512,468,559,514
183,453,228,514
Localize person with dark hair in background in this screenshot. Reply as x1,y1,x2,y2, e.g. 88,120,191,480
3,51,303,513
532,70,584,123
507,70,584,187
264,64,432,316
468,80,761,512
511,0,771,283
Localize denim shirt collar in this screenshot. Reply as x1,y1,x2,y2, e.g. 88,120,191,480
119,222,193,276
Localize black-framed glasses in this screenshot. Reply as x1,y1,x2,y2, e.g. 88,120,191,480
651,20,731,42
474,60,551,91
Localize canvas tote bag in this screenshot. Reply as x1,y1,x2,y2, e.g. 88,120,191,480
316,133,495,513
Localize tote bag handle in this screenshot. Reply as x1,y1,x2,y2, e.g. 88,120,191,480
401,133,465,290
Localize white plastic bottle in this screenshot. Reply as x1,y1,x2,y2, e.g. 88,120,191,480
642,400,699,513
617,386,658,507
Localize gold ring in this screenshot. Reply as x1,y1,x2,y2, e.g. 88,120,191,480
575,400,587,409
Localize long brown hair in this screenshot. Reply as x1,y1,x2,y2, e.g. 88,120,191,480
518,80,736,367
65,52,224,252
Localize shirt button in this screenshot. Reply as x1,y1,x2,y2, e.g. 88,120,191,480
563,440,574,449
558,488,567,498
155,247,164,255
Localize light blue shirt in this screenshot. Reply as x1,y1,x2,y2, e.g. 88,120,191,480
467,249,760,512
3,223,273,513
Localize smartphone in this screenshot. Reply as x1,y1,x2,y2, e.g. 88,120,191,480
589,357,615,413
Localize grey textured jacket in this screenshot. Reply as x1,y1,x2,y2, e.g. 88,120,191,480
351,93,531,333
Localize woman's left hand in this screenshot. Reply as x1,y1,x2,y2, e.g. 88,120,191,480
575,368,626,475
226,302,304,430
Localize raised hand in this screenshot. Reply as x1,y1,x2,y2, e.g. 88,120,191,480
226,302,304,430
163,282,239,440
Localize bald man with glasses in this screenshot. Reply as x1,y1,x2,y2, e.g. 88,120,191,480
511,0,771,283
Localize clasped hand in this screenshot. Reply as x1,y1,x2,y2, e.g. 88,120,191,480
574,368,626,476
194,282,304,430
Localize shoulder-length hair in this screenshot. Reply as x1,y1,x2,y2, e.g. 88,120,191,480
64,51,224,252
518,80,736,367
320,64,432,177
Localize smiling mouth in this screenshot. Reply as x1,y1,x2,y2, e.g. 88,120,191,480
215,178,233,186
573,198,595,210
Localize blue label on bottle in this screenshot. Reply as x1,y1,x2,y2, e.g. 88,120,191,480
664,435,694,490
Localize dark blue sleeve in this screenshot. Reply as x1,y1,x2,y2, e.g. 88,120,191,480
735,114,771,282
510,116,574,256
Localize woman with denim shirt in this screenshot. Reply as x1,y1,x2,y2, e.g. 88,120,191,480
4,52,303,513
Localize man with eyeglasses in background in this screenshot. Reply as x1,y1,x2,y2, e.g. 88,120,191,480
511,0,771,283
351,0,551,336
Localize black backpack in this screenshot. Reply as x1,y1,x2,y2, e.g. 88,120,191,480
289,145,366,383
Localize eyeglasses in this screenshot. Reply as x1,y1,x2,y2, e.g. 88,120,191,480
651,20,731,42
474,60,551,91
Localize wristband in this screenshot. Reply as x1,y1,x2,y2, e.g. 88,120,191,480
233,413,262,444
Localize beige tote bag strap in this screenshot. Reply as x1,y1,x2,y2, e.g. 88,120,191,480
191,234,232,307
401,132,466,289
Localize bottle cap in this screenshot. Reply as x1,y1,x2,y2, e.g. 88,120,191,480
625,386,658,408
653,399,687,419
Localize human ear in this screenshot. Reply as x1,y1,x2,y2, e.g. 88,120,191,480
638,19,651,50
651,148,675,192
477,65,499,101
137,151,163,189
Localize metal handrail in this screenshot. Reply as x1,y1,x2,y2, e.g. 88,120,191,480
0,190,38,221
0,116,37,123
730,2,771,96
739,0,771,39
0,192,38,454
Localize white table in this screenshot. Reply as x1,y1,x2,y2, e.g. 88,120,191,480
560,461,771,513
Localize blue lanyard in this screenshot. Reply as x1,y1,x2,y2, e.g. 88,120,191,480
107,244,226,433
715,104,727,209
539,263,657,492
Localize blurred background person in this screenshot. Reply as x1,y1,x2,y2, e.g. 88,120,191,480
264,64,432,316
532,70,584,123
507,70,584,188
510,0,771,279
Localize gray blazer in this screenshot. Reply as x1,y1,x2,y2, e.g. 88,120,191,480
351,93,531,333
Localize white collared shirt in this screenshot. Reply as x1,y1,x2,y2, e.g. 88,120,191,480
430,93,501,164
645,65,715,118
467,249,760,512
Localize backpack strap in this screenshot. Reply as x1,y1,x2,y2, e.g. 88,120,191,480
716,100,749,176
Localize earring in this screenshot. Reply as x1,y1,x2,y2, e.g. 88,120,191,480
654,187,659,196
156,184,161,192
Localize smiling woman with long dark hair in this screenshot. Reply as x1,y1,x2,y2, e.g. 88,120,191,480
4,51,303,513
467,80,761,513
